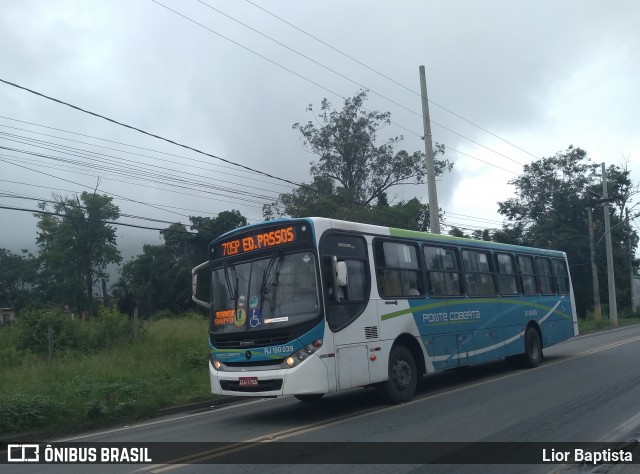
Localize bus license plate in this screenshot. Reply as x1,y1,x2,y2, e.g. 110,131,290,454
239,377,258,386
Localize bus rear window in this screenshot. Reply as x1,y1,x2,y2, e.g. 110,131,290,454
552,259,570,294
536,258,555,295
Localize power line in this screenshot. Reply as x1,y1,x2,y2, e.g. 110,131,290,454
242,0,539,162
150,1,528,176
445,211,504,225
446,146,518,175
0,204,197,234
0,118,294,190
0,77,301,187
0,152,271,211
0,155,194,219
0,179,262,221
163,0,526,168
150,0,424,141
0,80,520,227
0,80,520,198
0,133,280,201
0,191,188,226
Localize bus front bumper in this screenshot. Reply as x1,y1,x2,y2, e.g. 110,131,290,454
210,355,329,397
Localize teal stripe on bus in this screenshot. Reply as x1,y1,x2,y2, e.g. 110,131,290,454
381,298,574,321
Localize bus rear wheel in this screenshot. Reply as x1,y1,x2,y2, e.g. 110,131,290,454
294,394,324,402
523,327,543,368
381,345,417,404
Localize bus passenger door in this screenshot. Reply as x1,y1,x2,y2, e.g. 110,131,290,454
332,302,377,390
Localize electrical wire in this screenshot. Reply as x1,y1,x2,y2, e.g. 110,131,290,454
0,179,264,222
0,204,197,234
151,1,526,172
0,77,302,187
242,0,540,161
0,118,294,190
0,133,280,201
0,153,271,211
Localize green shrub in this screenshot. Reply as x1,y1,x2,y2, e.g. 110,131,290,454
177,344,208,370
0,326,21,368
0,346,22,369
0,394,69,434
14,308,80,356
0,316,210,437
94,307,132,347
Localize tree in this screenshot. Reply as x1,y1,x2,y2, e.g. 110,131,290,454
0,248,37,311
114,211,248,317
495,146,638,317
35,192,121,317
264,90,451,229
188,210,248,260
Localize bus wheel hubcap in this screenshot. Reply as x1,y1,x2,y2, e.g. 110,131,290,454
393,360,411,390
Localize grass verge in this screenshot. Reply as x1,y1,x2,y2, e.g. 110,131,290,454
0,316,211,438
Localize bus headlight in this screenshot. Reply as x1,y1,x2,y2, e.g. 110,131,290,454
284,339,322,368
211,359,223,371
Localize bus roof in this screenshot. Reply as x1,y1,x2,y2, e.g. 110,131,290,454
213,217,567,259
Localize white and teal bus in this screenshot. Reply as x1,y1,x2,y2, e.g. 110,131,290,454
192,217,578,403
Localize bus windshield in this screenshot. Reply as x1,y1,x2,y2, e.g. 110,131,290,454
211,251,320,334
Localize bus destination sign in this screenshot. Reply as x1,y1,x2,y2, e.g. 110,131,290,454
217,225,298,257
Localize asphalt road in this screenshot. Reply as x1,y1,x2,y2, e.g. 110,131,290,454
4,324,640,474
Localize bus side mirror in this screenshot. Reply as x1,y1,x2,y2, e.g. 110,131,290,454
192,261,212,309
336,261,348,286
331,257,348,302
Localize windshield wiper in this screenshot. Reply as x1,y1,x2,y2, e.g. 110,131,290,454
260,251,282,314
223,263,236,301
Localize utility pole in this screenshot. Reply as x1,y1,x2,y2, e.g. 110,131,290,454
627,208,637,313
602,163,618,327
419,66,440,234
587,206,602,320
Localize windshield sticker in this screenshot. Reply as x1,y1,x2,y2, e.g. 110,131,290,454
249,309,263,328
214,309,235,325
249,295,259,309
234,308,247,327
302,254,310,264
264,317,289,324
238,295,246,308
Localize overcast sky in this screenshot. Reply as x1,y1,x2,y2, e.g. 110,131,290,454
1,0,639,269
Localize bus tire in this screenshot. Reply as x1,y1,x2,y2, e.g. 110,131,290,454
294,394,324,402
381,345,417,404
523,327,543,368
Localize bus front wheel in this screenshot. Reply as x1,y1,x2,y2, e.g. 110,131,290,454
381,345,417,404
523,327,543,368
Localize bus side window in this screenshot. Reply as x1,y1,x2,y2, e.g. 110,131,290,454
374,240,423,298
423,245,462,296
462,249,496,296
517,255,538,295
496,253,519,295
